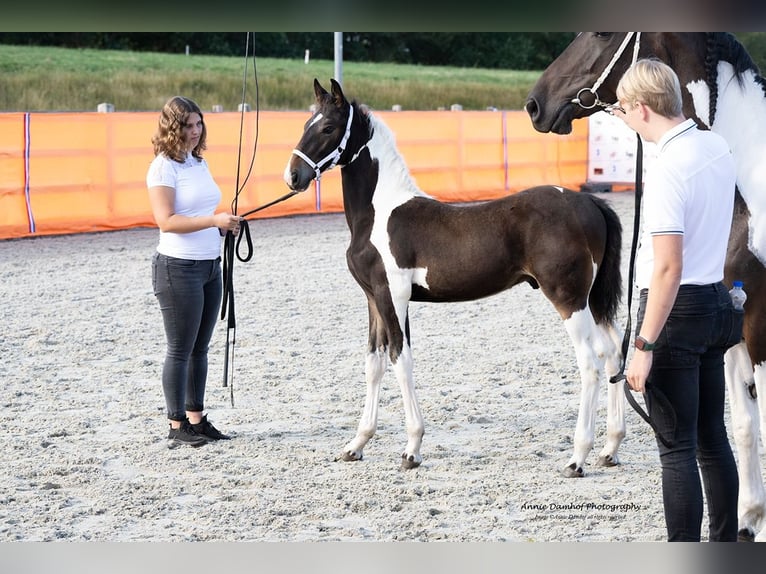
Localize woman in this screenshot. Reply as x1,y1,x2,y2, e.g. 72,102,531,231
147,96,241,447
614,59,740,541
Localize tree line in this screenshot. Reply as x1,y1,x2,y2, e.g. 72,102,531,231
0,32,576,70
3,32,764,72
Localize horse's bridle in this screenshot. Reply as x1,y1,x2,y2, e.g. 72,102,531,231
291,103,356,183
571,32,642,113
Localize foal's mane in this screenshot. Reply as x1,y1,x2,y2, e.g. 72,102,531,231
354,100,429,199
704,32,766,125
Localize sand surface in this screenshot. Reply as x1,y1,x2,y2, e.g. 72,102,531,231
1,190,752,543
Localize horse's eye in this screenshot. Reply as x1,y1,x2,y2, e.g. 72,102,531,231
322,126,334,134
594,32,613,39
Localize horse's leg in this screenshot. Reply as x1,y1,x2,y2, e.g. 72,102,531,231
560,307,612,478
754,362,766,542
377,274,424,469
338,300,388,463
389,335,424,469
595,321,626,467
386,291,425,469
724,343,766,542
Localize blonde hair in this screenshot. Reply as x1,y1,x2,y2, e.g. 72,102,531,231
151,96,207,162
616,58,683,118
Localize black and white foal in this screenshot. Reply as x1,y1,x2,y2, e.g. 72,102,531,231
284,78,625,473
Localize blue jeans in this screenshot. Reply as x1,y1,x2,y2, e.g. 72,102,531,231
637,282,739,541
152,252,222,421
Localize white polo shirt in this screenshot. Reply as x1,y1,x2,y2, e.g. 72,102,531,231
635,118,736,290
147,153,223,260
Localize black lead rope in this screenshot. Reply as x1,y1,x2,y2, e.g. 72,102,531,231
220,33,301,405
610,133,676,449
220,32,259,406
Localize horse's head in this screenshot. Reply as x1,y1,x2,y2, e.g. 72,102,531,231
526,33,714,134
284,78,355,192
526,33,644,135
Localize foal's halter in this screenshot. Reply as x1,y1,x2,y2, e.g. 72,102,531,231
291,104,355,183
571,32,642,113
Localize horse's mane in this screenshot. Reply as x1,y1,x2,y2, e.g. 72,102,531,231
705,32,766,125
356,101,429,198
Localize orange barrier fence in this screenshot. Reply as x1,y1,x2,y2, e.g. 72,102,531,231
0,110,588,240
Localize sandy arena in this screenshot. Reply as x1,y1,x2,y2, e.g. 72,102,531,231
1,190,753,544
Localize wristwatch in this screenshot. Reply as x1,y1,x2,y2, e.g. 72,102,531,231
634,336,656,352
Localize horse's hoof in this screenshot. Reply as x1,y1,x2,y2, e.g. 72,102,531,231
400,453,421,470
596,454,619,467
335,450,362,462
738,528,755,542
562,462,584,478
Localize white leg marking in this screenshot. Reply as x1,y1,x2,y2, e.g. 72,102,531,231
755,361,766,542
562,307,619,475
391,344,424,467
342,348,387,460
599,321,626,465
724,343,766,539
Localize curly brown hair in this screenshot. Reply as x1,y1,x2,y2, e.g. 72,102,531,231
151,96,207,162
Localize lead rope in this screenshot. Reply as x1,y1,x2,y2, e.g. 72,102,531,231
574,32,676,448
610,134,676,449
221,32,260,406
220,34,304,406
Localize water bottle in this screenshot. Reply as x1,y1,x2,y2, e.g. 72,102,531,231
729,280,747,311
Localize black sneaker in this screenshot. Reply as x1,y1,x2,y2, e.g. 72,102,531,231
191,415,231,441
167,419,208,448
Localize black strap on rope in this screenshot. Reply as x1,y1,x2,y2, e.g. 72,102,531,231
609,133,676,449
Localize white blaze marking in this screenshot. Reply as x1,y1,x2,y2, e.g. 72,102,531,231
308,112,324,128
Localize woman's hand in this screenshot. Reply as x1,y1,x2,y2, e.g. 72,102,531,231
214,213,242,236
626,350,653,393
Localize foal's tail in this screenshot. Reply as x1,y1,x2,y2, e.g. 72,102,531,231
588,196,623,326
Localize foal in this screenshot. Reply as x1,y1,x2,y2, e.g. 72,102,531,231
285,79,625,474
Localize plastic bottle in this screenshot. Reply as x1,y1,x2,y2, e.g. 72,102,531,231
729,280,747,311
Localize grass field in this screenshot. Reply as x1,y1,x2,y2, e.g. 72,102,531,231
0,44,542,113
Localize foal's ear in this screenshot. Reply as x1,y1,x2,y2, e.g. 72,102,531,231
313,78,328,100
330,78,347,107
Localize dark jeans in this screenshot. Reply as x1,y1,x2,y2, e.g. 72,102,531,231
152,252,222,421
637,282,739,542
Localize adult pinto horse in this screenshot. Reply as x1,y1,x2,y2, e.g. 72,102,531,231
284,78,626,478
526,32,766,542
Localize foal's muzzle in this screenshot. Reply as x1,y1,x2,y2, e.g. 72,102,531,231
284,157,316,192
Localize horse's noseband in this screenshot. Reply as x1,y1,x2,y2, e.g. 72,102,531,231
571,32,642,113
291,104,355,183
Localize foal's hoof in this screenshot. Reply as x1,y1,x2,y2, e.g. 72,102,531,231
400,453,422,470
596,454,619,468
335,450,363,462
738,528,755,543
562,462,584,478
